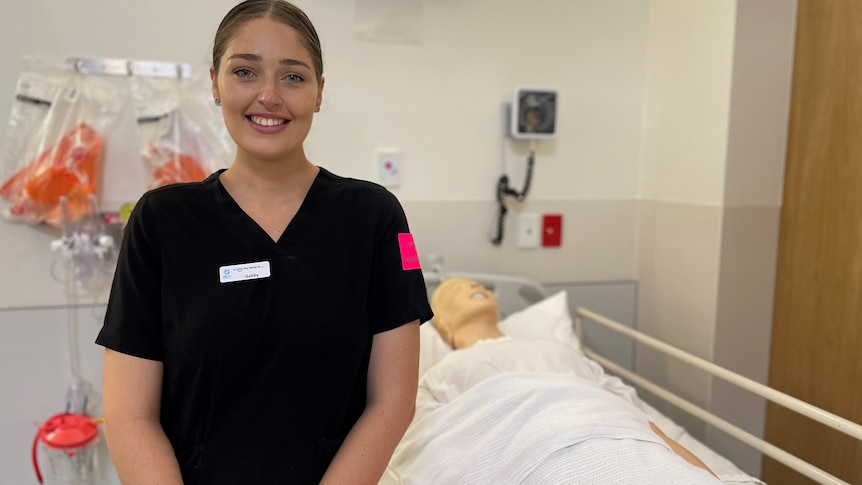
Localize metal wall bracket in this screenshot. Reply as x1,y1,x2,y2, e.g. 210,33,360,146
65,57,192,79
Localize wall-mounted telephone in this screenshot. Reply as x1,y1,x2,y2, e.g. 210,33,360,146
491,87,558,246
510,87,559,140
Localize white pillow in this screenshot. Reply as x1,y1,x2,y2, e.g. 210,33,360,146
419,290,576,378
419,322,453,378
499,290,576,345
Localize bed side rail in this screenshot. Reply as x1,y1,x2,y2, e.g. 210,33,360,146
575,307,862,485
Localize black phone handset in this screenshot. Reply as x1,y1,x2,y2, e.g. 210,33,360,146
491,149,535,246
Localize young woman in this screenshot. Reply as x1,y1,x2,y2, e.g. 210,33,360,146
96,2,432,483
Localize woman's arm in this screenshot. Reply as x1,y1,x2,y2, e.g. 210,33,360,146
102,349,183,485
649,421,717,478
320,320,420,485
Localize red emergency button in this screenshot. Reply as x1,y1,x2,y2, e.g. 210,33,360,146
542,214,562,247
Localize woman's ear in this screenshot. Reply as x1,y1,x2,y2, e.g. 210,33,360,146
210,66,220,101
316,76,325,108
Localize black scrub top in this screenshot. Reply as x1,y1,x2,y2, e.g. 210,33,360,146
96,167,433,484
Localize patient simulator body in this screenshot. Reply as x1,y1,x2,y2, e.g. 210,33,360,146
383,278,721,484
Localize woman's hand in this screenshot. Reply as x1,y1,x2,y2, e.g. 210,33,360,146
320,321,420,484
102,349,183,485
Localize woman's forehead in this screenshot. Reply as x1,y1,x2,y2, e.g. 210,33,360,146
225,18,311,62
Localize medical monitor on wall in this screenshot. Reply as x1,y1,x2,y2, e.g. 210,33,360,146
510,87,558,139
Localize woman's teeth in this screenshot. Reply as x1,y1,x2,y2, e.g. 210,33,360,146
470,292,487,300
249,116,286,127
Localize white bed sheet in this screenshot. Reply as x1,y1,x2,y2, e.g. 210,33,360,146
402,289,766,484
384,371,722,484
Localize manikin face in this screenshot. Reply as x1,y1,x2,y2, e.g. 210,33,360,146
431,278,500,341
211,17,324,162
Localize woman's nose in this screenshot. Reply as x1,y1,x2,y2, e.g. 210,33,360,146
258,78,282,107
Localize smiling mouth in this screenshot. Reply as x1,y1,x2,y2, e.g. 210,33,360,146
248,115,287,127
470,292,488,300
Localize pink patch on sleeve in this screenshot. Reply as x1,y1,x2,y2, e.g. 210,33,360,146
398,233,421,271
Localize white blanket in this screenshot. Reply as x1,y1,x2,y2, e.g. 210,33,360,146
383,372,722,484
415,338,645,416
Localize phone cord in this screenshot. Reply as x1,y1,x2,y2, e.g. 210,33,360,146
491,150,535,245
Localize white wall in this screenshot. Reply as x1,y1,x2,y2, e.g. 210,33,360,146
0,0,650,203
0,0,799,482
636,1,737,446
707,0,796,475
636,0,736,426
0,0,650,310
636,0,796,478
638,0,736,206
307,0,650,201
0,1,651,483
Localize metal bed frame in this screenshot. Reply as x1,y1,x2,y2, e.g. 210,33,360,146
575,307,862,485
423,262,862,484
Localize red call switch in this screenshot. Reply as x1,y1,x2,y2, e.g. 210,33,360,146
542,214,562,247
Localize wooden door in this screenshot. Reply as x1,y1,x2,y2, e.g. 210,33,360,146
763,1,862,483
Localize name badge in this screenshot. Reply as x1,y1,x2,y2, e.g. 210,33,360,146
219,261,271,283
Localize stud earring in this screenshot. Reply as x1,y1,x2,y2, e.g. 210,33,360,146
314,105,320,113
214,98,222,106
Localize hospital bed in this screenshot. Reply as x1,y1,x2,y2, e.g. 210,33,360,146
379,268,862,485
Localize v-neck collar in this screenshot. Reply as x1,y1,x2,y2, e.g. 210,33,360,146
208,167,325,252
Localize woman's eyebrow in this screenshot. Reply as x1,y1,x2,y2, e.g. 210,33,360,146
281,58,312,70
227,53,261,62
226,53,311,71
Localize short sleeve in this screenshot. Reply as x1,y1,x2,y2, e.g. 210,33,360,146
367,191,433,334
95,195,165,361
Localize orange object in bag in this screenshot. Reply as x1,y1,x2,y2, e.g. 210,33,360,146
0,122,102,225
151,153,208,188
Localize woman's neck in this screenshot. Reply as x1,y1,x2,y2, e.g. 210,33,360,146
222,150,318,200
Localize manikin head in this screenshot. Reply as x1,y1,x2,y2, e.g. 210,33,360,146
430,278,501,349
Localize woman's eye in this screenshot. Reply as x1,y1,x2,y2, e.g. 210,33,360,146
285,73,304,83
234,68,254,78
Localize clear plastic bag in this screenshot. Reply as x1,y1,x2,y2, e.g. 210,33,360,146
131,68,231,189
0,58,67,188
0,57,125,226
